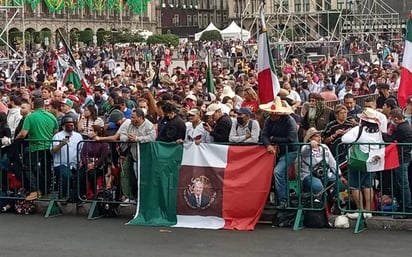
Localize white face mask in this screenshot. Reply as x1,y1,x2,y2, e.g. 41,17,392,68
141,108,148,116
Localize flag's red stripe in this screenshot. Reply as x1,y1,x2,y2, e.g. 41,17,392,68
222,145,274,230
258,68,276,104
384,143,400,170
398,67,412,107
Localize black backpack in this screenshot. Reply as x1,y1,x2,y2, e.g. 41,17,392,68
94,188,119,218
272,209,296,227
303,198,330,228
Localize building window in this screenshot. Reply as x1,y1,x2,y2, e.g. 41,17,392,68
193,15,198,26
187,15,192,26
173,14,180,26
203,14,207,26
295,3,301,12
217,14,221,24
282,0,289,12
303,0,310,12
337,0,344,10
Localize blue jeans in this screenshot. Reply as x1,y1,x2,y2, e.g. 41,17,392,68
54,165,73,198
274,151,298,202
394,162,411,208
303,173,347,195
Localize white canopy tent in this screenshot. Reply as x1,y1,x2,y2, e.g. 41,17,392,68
220,21,251,41
194,23,221,41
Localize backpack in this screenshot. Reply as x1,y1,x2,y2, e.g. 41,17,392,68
272,209,296,227
303,198,331,228
94,188,119,218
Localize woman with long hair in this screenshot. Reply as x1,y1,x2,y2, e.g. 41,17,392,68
79,125,110,198
241,87,259,112
78,105,104,139
141,91,158,123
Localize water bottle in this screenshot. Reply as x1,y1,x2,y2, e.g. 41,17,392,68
392,197,398,212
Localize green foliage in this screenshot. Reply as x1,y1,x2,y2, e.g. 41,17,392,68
146,34,179,47
78,30,93,44
9,31,32,46
199,30,222,41
32,31,52,44
97,31,113,45
112,31,144,44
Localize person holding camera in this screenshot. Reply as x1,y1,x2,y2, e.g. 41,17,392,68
301,127,347,195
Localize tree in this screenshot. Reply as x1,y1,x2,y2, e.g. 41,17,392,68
199,30,222,41
146,34,179,47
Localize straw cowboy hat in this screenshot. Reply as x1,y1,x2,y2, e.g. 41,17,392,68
304,127,321,143
357,107,380,124
259,96,293,115
221,86,235,99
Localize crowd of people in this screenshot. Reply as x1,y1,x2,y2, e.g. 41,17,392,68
0,38,411,220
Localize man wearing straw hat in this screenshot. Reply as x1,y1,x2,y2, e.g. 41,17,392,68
260,96,298,209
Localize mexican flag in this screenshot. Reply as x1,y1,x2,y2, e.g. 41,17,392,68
366,143,400,172
257,7,280,104
127,142,275,230
398,11,412,108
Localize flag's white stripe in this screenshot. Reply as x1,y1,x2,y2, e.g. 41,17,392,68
174,215,225,229
257,33,269,73
366,148,385,172
403,40,412,73
181,143,228,168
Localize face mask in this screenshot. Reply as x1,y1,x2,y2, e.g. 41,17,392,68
201,79,206,84
237,117,245,125
189,79,194,84
65,126,74,133
141,108,147,116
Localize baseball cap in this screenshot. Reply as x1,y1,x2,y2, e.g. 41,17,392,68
206,103,221,116
236,107,252,116
61,98,74,108
188,108,200,116
109,109,124,123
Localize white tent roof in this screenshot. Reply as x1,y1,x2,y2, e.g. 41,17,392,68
194,23,221,41
220,21,250,41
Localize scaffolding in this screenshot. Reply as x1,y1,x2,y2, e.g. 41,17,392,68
340,0,401,42
241,0,401,61
0,3,26,84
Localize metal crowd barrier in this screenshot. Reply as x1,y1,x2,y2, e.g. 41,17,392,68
336,141,412,233
266,143,331,231
0,139,69,217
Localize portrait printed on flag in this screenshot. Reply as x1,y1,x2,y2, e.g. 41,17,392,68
177,166,222,216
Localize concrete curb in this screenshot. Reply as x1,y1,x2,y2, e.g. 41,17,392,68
31,202,412,231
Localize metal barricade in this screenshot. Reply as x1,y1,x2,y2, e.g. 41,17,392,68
0,139,71,217
75,140,141,219
336,141,412,233
265,143,333,231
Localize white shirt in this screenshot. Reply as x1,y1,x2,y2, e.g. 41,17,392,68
184,121,212,143
52,131,83,168
338,88,352,100
341,126,383,153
